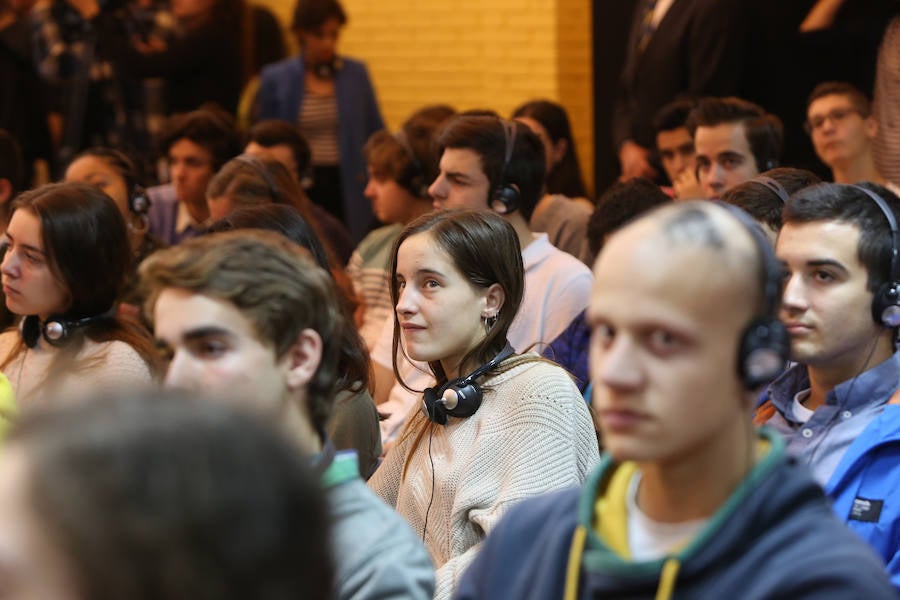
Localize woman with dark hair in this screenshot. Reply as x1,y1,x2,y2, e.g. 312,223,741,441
0,182,159,404
257,0,383,243
368,209,598,600
513,99,593,263
208,203,381,478
64,147,166,305
0,389,333,600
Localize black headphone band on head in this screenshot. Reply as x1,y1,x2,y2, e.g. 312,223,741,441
716,202,790,388
852,185,900,327
750,175,789,204
490,121,520,215
233,154,281,204
422,341,515,425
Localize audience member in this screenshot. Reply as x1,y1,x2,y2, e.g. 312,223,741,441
513,99,593,263
146,108,241,245
806,81,899,195
456,201,895,599
873,14,900,185
64,147,165,306
349,104,454,350
140,230,434,598
687,96,783,199
0,389,334,599
652,98,702,199
258,0,383,242
0,182,159,403
371,116,593,444
755,182,900,589
369,210,598,600
206,204,381,478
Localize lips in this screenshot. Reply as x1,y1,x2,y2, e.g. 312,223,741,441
598,408,649,433
1,284,17,297
784,322,813,335
400,322,426,332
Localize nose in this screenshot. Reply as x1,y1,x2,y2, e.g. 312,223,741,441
395,284,418,318
428,175,447,207
163,350,197,391
591,333,643,392
703,164,725,197
0,247,19,278
364,178,376,200
780,272,808,315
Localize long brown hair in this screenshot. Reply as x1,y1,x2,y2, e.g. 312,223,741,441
0,183,161,380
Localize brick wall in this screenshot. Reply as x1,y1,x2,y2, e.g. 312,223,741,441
255,0,595,195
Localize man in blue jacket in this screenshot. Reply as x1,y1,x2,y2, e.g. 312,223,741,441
755,181,900,591
455,201,894,599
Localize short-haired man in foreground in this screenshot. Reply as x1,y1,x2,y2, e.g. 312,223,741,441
139,230,434,599
455,202,894,599
756,182,900,590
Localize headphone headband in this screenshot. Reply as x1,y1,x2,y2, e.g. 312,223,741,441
457,342,515,388
750,175,789,204
233,155,281,203
854,185,900,284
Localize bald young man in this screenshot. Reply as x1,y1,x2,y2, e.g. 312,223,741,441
455,202,893,599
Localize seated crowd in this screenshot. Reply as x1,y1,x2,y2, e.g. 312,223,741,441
1,0,900,596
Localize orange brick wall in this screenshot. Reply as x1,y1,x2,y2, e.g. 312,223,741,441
255,0,595,195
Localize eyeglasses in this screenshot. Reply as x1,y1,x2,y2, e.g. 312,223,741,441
804,107,863,135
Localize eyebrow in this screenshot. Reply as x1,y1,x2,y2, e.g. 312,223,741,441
782,258,849,275
4,233,46,257
443,169,473,182
171,326,234,344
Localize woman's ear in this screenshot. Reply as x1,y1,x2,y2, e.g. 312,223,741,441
284,328,323,390
482,283,505,318
551,138,568,169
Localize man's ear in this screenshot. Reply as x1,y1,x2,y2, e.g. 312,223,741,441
482,282,505,318
865,115,879,140
284,328,323,390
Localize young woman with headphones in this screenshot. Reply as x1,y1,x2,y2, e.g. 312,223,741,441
64,147,166,307
0,183,160,405
368,209,598,600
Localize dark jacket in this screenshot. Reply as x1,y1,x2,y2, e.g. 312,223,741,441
455,429,895,599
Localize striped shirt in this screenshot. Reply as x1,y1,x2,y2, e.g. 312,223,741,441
298,92,340,166
874,15,900,185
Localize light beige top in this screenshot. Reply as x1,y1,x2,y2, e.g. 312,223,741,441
0,330,154,405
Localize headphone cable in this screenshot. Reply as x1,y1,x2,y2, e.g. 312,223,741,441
421,423,436,544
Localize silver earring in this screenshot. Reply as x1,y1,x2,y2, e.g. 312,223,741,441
482,314,498,331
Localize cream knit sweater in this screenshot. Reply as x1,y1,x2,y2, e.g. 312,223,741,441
0,330,154,405
369,357,599,600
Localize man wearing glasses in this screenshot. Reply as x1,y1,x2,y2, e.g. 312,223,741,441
806,81,900,197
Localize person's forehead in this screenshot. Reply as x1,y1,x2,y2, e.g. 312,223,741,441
694,122,751,155
155,289,259,341
656,127,692,147
808,93,855,115
441,147,486,173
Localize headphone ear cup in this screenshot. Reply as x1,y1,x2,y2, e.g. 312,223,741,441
130,186,151,215
444,380,483,419
873,281,900,327
422,385,448,425
20,316,40,348
738,317,790,389
491,185,520,215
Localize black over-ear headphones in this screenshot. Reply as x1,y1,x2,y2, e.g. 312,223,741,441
490,121,520,215
422,341,515,425
310,56,344,79
853,185,900,327
750,175,789,204
395,128,429,198
234,154,282,204
20,310,115,349
130,184,151,215
718,203,791,389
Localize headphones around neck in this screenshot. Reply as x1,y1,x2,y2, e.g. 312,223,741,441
718,203,791,388
750,175,789,204
309,56,343,79
395,129,429,199
490,121,520,215
20,310,115,349
853,185,900,327
422,342,515,425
